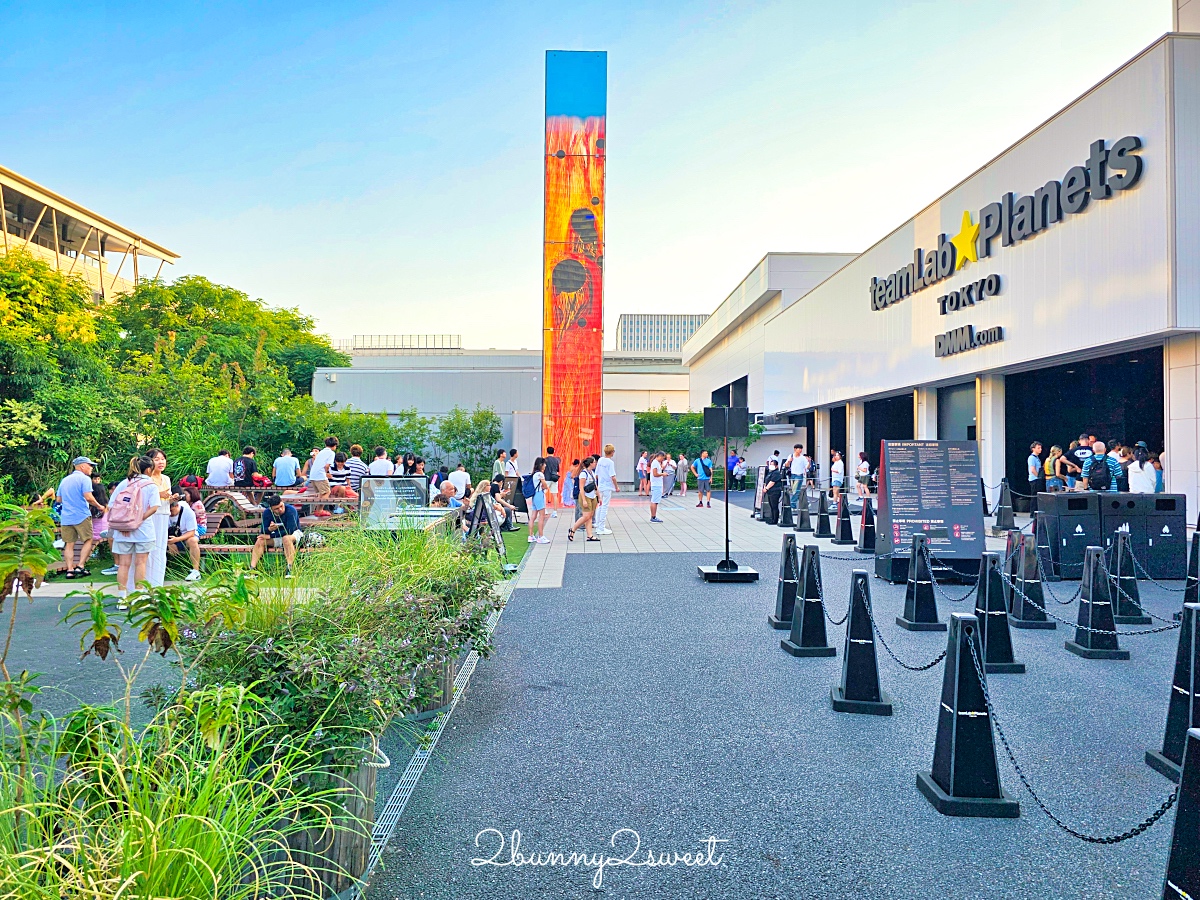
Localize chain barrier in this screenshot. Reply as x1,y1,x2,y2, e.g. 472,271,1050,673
923,543,980,604
857,578,947,672
1098,555,1181,626
1034,547,1084,605
999,570,1180,636
965,639,1177,843
812,556,850,626
1126,545,1192,592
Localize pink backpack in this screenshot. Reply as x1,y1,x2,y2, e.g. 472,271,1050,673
108,478,148,533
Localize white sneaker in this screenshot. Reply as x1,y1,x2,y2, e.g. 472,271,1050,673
537,536,551,544
528,535,535,542
597,529,613,535
551,512,558,518
185,570,202,582
101,566,119,576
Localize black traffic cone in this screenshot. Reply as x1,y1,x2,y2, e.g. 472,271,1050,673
855,498,876,554
975,552,1025,674
1003,529,1024,613
778,491,794,528
991,478,1015,534
1180,531,1200,622
1161,727,1200,899
813,491,834,539
1034,510,1060,582
830,570,892,715
830,495,855,545
769,534,799,630
917,612,1020,817
897,533,945,632
781,545,836,657
1010,533,1055,629
1146,603,1199,783
1065,546,1130,660
1112,531,1151,625
793,491,813,533
980,477,991,517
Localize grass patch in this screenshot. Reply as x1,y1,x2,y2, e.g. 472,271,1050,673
501,523,530,563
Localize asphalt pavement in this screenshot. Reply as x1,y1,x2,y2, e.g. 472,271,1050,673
368,550,1183,900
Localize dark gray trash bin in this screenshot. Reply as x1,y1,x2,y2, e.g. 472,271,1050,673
1037,492,1101,581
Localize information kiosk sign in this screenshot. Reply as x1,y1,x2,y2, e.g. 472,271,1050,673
359,476,432,530
874,440,984,582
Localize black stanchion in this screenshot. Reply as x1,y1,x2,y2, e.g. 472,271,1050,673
897,533,945,632
991,478,1016,534
855,497,876,554
831,495,855,546
778,491,794,529
917,612,1019,818
781,545,836,658
830,571,892,715
1113,531,1151,625
793,492,813,533
1162,728,1200,900
813,491,834,539
1065,545,1130,660
1180,531,1200,623
1146,603,1199,783
981,478,991,517
1003,529,1023,613
769,534,799,630
1010,533,1055,630
975,552,1025,674
1035,509,1061,583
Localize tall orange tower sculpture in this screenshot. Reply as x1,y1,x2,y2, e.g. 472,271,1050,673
543,50,606,468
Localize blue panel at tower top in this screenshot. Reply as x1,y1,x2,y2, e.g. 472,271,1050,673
545,50,607,118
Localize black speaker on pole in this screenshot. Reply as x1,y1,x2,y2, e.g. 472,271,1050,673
699,407,758,583
703,406,749,438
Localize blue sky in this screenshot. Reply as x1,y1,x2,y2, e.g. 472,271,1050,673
0,1,1172,349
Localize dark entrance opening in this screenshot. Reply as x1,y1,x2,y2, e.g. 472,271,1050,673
938,382,976,441
864,394,914,471
789,411,815,456
829,405,847,478
1004,346,1163,500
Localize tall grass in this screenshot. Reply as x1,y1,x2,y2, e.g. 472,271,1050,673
0,687,361,898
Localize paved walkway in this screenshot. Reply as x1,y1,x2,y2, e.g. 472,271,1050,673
370,550,1181,899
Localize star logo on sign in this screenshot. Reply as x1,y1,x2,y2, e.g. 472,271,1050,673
950,210,980,270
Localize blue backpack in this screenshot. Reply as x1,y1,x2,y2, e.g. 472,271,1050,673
521,474,537,498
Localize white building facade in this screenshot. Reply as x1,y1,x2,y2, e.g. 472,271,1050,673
686,33,1200,512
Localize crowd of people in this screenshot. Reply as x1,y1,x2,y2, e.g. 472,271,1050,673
1025,434,1164,499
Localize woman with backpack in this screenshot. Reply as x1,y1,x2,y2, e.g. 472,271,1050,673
568,457,600,542
526,457,550,544
107,456,161,606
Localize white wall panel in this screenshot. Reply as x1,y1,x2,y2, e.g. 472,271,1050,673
763,41,1175,414
1175,37,1200,327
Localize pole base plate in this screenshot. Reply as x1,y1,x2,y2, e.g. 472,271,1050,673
1064,640,1130,660
1009,618,1056,630
830,685,892,716
916,772,1020,818
698,565,759,583
767,615,792,630
830,538,856,545
781,639,836,657
985,661,1026,674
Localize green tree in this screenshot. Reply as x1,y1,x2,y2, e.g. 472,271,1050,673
434,405,502,477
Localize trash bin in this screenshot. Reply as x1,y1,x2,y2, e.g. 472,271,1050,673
1142,493,1187,580
1037,492,1101,580
1099,493,1146,561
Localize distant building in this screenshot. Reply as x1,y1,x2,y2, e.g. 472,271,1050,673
1,164,178,301
615,313,708,353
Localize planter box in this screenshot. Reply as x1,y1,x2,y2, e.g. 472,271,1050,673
406,644,472,723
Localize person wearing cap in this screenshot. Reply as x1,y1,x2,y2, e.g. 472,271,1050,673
56,457,106,579
1127,441,1157,494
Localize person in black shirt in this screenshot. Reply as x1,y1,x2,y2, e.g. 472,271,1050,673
544,445,561,517
233,446,258,488
250,494,300,576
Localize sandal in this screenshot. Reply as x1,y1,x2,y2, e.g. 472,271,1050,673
586,537,600,542
567,529,575,541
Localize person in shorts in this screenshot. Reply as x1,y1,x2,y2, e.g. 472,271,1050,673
649,451,666,523
543,446,561,517
108,456,161,604
250,495,301,577
56,456,106,579
692,450,713,508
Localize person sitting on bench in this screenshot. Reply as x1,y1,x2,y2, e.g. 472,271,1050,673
250,494,301,578
165,498,203,582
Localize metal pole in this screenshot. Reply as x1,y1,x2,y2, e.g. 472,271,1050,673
724,430,730,567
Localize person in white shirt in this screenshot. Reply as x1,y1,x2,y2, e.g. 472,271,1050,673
367,446,395,476
505,448,521,478
661,454,677,497
830,450,845,502
310,436,338,503
165,498,202,581
1127,442,1158,493
788,444,808,509
594,444,620,534
448,464,472,498
855,452,871,498
206,450,234,487
649,451,666,523
637,451,649,496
